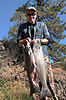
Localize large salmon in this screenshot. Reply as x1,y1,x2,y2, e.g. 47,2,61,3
33,40,52,99
22,41,40,97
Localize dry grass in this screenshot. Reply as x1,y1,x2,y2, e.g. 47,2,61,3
0,78,32,100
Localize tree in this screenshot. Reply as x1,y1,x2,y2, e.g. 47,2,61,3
8,0,66,62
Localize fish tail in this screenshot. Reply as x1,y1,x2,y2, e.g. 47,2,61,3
34,85,40,94
40,87,52,99
30,85,40,96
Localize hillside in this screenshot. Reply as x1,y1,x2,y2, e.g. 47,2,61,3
0,40,66,100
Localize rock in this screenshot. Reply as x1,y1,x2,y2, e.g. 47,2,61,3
0,63,2,68
53,68,66,100
15,75,18,80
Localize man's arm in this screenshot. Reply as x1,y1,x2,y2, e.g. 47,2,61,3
41,38,48,45
18,38,27,46
42,23,50,45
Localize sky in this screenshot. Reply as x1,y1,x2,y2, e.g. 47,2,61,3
0,0,66,44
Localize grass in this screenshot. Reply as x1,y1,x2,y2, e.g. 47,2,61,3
0,77,32,100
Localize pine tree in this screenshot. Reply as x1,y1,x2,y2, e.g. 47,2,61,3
8,0,66,62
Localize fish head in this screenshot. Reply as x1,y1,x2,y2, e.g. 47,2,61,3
33,39,41,50
22,41,32,56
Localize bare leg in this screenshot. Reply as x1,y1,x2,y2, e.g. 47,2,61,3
45,56,58,100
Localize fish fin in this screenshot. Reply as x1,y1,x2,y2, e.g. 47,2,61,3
40,87,52,99
30,85,40,96
34,63,38,69
28,51,31,55
34,85,40,94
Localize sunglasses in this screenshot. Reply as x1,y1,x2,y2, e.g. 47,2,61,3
27,12,36,16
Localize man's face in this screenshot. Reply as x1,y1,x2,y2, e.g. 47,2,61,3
26,10,37,24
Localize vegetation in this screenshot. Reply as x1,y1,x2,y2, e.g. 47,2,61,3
0,78,32,100
52,61,66,70
7,0,66,62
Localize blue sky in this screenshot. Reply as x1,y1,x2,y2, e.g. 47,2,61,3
0,0,27,39
0,0,66,44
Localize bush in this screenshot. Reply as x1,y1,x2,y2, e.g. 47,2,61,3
0,78,32,100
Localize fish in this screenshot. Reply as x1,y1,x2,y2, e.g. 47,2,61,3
22,41,40,97
33,40,52,99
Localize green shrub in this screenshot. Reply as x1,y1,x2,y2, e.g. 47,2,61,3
0,78,32,100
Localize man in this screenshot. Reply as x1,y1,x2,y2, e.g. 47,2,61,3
17,6,58,100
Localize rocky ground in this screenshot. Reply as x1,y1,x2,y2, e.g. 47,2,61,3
0,40,66,100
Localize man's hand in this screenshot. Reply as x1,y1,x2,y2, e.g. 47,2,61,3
18,37,35,46
26,37,31,43
27,38,35,44
34,38,48,45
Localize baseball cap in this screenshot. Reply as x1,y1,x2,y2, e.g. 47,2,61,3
26,6,36,13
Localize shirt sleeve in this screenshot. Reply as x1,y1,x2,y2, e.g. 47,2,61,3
43,23,50,43
17,24,24,43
